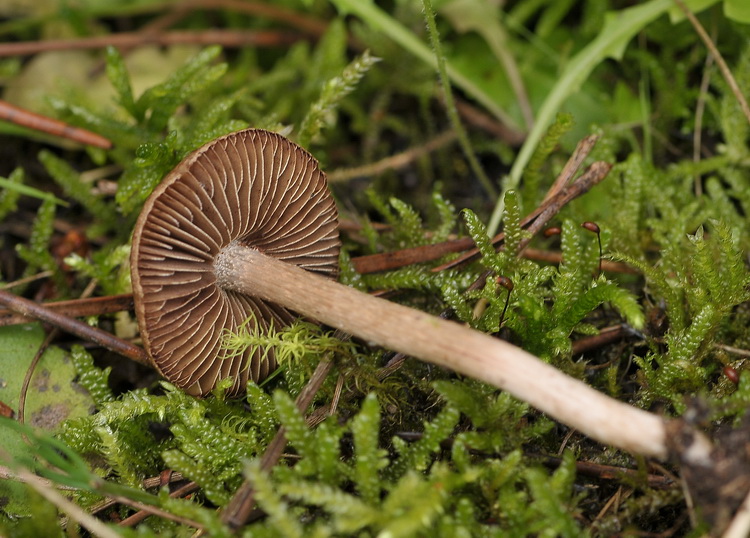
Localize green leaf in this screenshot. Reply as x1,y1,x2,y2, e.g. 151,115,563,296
440,0,531,128
328,0,518,129
298,49,379,146
273,390,314,462
488,0,720,234
0,324,96,516
351,393,385,504
15,197,67,292
725,0,750,23
462,208,495,261
244,460,304,538
105,46,136,118
69,345,114,405
0,168,67,208
502,190,523,257
38,150,113,227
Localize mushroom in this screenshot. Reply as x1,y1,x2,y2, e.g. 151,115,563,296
130,128,684,460
131,129,339,397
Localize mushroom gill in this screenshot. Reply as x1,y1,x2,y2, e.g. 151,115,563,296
131,129,340,396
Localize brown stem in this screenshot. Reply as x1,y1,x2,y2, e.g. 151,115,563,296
541,455,674,489
434,161,611,278
179,0,331,39
214,241,670,459
542,134,601,205
572,324,630,356
522,249,637,274
221,355,336,529
87,6,192,77
0,100,112,148
0,30,300,57
673,0,750,127
0,289,149,365
119,481,200,527
327,130,458,183
0,293,135,326
351,237,473,274
349,159,610,275
453,97,526,146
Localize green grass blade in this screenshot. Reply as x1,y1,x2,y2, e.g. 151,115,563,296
487,0,720,234
330,0,519,131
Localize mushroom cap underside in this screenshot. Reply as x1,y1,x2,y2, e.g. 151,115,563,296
131,128,340,396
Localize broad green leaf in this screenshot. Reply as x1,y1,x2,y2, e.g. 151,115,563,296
329,0,518,130
440,0,531,130
0,324,95,516
488,0,722,234
725,0,750,23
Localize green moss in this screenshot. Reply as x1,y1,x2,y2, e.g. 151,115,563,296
1,2,750,535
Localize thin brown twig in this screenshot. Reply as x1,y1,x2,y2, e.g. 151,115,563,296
349,135,604,274
88,5,193,77
221,342,342,530
350,243,635,276
543,455,674,489
330,373,345,417
716,344,750,359
351,237,472,274
179,0,330,39
327,130,458,183
0,270,54,290
453,97,526,146
106,493,205,530
542,134,601,205
571,324,630,356
0,293,135,327
0,289,149,365
518,163,612,248
673,0,750,126
87,472,188,516
521,249,637,274
433,160,612,274
119,481,200,527
0,30,301,57
18,329,58,426
18,280,98,426
107,0,359,50
0,99,112,148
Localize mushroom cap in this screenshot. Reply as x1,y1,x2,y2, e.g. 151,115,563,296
131,128,340,396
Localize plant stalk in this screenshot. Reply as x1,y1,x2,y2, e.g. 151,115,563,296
215,241,669,459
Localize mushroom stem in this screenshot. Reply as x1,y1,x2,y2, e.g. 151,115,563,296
214,241,669,459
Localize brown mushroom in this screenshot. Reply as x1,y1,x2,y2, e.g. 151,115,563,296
131,129,339,396
131,128,682,460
